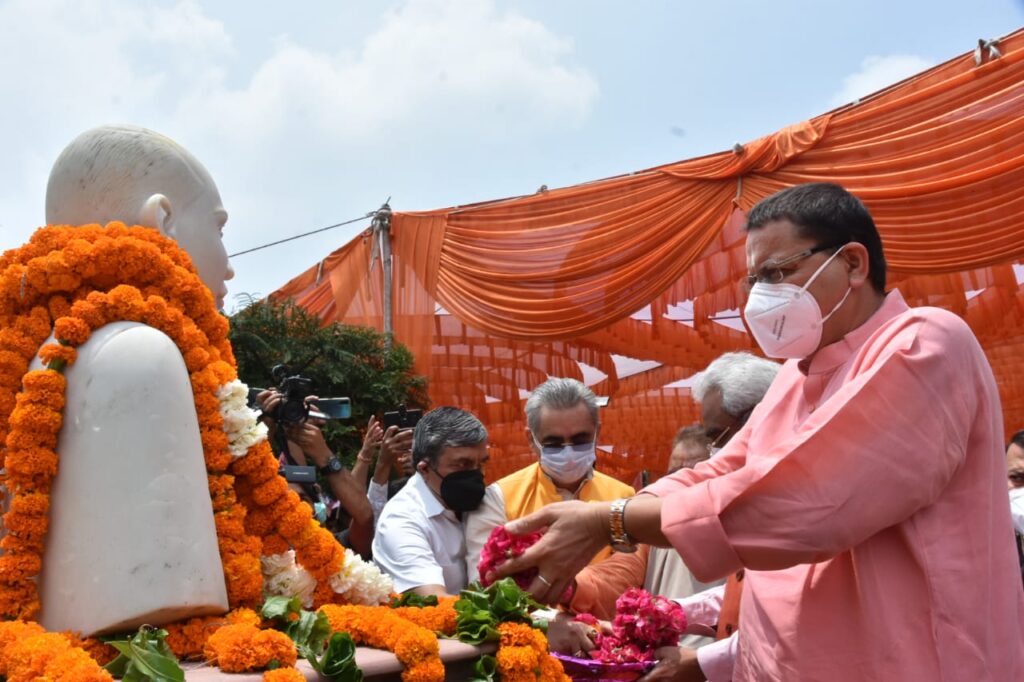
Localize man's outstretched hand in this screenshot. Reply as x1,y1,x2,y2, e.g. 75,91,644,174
492,500,611,604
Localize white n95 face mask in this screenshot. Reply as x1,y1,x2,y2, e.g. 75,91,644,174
744,246,851,359
534,437,596,484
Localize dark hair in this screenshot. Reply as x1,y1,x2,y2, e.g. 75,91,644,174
412,406,488,467
672,424,706,449
1010,430,1024,450
746,183,887,292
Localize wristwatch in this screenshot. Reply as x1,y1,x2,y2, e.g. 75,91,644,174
318,456,344,477
609,498,638,553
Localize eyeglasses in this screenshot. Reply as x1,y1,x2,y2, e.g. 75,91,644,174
745,243,845,289
704,408,753,455
705,427,732,455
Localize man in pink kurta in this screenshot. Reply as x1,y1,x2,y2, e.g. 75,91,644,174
497,183,1024,681
645,286,1023,679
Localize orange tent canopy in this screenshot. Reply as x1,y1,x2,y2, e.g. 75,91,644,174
273,29,1024,484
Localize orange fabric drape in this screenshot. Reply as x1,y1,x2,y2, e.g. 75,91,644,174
273,29,1024,483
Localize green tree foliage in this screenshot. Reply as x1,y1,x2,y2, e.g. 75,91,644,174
229,297,428,463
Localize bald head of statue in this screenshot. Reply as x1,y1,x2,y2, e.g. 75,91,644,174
46,125,234,309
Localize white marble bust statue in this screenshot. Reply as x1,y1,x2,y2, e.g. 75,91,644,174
30,125,236,636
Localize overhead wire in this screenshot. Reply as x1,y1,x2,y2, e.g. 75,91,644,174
228,212,375,258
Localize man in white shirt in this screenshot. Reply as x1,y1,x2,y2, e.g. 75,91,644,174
372,407,489,596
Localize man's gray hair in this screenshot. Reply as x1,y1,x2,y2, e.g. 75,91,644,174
693,352,781,417
412,406,488,467
525,378,598,434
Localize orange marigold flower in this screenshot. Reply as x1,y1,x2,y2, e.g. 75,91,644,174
227,607,262,627
4,446,59,483
393,599,458,636
538,653,571,681
0,620,45,672
252,475,289,507
8,403,62,434
243,505,277,537
498,622,544,649
5,631,113,682
263,667,306,682
496,645,540,674
261,534,291,556
69,300,107,329
53,316,91,346
0,350,28,376
21,369,65,394
8,491,49,517
60,632,119,666
0,552,43,583
37,343,77,367
402,659,445,682
277,505,313,541
165,614,231,660
47,296,72,322
5,428,58,452
1,513,49,539
204,623,297,672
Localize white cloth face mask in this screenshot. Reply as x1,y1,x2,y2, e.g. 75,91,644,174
533,436,596,484
744,246,851,359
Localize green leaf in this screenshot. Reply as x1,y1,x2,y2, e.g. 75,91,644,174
127,640,185,682
310,633,363,682
262,595,302,621
104,627,184,682
454,579,541,645
468,655,498,682
390,592,439,608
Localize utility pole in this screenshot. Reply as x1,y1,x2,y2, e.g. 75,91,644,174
372,202,393,349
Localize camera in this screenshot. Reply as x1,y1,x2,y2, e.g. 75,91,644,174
383,405,423,430
250,365,352,425
271,365,315,424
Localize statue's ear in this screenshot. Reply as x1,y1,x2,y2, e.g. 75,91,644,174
139,194,175,239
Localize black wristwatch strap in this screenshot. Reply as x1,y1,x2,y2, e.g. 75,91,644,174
318,456,344,477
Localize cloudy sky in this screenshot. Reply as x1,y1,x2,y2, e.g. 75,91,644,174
1,0,1022,307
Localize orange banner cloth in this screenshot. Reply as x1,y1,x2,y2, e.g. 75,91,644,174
273,29,1024,483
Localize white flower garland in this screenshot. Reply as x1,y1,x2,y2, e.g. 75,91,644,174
227,379,395,607
262,549,393,607
217,379,268,457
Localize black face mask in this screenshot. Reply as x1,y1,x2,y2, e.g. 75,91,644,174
437,468,486,512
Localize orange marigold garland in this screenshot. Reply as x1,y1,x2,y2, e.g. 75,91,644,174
203,622,297,672
391,597,459,636
494,622,571,682
163,607,262,660
0,224,390,676
60,632,119,667
321,604,444,682
0,622,112,682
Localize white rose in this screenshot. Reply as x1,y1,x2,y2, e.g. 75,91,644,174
261,550,297,576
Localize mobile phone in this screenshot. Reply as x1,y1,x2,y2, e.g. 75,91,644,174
308,398,352,420
383,406,423,430
280,465,318,484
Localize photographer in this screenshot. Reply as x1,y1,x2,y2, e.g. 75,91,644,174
257,389,378,559
359,423,415,527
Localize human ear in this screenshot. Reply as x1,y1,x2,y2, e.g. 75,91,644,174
525,428,540,454
843,243,871,288
139,194,175,239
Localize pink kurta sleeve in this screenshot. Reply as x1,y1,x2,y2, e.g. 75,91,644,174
664,313,981,582
642,429,748,497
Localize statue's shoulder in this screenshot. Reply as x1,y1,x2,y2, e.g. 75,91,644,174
41,321,195,418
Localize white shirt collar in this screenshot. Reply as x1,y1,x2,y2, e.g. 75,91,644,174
408,471,451,520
